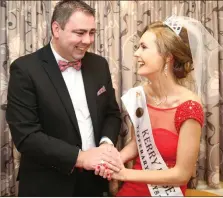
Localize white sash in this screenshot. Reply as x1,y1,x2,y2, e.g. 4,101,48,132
121,86,183,196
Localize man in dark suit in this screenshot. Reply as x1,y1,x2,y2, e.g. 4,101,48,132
6,0,122,196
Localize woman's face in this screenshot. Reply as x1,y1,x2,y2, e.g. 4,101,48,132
134,31,164,78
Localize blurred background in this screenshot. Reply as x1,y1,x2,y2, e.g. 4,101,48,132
0,0,223,196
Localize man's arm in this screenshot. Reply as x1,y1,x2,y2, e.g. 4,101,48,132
100,59,122,145
6,62,79,175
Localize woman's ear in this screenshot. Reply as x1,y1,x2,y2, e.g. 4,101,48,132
165,53,174,64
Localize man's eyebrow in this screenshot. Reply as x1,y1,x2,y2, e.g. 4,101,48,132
73,28,96,32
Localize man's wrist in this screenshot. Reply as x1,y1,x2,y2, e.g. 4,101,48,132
75,150,84,168
99,137,114,146
99,141,113,146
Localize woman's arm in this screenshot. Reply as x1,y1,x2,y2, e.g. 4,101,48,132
120,125,138,164
114,118,202,186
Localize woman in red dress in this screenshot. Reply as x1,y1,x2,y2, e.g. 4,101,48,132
95,17,205,196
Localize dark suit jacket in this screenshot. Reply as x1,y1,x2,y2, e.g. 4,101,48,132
6,43,121,196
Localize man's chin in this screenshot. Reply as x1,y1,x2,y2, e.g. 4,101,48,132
73,53,86,60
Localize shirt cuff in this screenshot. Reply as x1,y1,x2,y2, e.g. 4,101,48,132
100,137,114,146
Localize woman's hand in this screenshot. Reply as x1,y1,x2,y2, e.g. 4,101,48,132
94,155,127,181
110,167,128,181
94,163,113,180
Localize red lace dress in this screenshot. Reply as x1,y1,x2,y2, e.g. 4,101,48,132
116,100,204,197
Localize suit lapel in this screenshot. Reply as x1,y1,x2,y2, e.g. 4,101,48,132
39,44,81,140
81,53,98,136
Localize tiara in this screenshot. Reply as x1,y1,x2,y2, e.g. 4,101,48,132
163,15,183,35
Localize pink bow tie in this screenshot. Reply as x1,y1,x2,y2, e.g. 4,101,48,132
58,60,82,72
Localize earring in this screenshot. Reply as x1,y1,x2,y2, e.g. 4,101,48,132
147,79,152,85
164,64,168,77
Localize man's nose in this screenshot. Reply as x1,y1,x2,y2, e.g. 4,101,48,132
82,34,91,44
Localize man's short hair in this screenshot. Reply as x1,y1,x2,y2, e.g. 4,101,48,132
51,0,95,35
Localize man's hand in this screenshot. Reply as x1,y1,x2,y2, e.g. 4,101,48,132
75,146,122,172
94,144,123,177
94,148,125,180
99,143,122,170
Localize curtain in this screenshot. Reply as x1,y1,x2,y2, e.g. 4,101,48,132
0,1,51,196
85,0,223,194
1,0,222,196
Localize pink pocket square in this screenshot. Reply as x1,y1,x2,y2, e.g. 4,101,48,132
97,86,106,96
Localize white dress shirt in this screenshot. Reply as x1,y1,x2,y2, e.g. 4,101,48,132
50,43,112,151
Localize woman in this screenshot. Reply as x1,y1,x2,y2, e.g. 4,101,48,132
95,16,210,196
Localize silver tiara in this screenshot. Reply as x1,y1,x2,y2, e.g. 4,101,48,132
163,15,183,35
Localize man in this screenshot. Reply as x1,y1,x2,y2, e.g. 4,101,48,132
6,0,121,196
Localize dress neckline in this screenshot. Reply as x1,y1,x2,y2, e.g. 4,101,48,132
147,100,198,111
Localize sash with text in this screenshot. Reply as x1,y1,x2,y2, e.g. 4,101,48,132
121,86,183,196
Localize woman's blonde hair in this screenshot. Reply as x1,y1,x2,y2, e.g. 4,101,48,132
142,21,194,80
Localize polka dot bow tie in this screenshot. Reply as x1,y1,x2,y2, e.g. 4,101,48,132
58,60,82,72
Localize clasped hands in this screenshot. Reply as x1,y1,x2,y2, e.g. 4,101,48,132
80,144,126,181
94,144,125,181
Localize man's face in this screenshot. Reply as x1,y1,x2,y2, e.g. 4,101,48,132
52,11,96,61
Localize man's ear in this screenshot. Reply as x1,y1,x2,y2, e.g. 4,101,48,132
52,21,61,38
